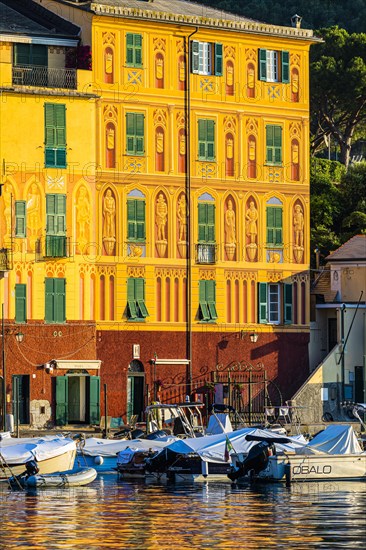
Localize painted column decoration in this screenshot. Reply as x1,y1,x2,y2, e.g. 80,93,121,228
245,198,258,261
291,68,299,102
155,53,164,88
177,193,187,258
225,134,234,177
76,186,90,254
155,193,168,258
155,127,165,172
106,122,116,168
224,198,236,261
247,63,255,98
293,203,304,263
248,135,257,179
226,61,234,96
291,139,300,181
104,47,114,84
102,188,116,256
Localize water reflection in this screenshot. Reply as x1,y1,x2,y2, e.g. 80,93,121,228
1,477,365,549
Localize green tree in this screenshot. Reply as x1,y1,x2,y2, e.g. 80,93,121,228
310,27,366,168
338,163,366,240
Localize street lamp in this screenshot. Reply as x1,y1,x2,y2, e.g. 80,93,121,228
15,331,24,344
250,332,259,343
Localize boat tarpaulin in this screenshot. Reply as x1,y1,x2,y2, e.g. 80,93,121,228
306,424,363,454
0,437,76,464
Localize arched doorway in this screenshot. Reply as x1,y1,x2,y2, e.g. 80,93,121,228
127,360,145,423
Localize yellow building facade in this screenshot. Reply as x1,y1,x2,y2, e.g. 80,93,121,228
1,0,319,427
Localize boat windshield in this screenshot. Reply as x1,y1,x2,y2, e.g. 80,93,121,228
145,403,205,437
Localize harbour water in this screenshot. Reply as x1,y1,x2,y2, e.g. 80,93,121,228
0,475,365,549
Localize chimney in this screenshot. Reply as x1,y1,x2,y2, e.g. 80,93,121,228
291,14,302,29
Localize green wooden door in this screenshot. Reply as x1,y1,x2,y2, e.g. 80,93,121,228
127,376,134,421
88,376,100,425
55,376,68,426
12,375,30,425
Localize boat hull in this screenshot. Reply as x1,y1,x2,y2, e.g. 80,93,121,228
232,452,366,482
0,449,76,479
24,467,97,488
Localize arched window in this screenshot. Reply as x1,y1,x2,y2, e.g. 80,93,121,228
155,53,164,88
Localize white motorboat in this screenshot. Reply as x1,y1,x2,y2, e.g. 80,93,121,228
0,436,76,479
229,425,366,483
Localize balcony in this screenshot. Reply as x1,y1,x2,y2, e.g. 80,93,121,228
195,243,217,264
36,236,70,261
12,65,77,90
0,248,13,271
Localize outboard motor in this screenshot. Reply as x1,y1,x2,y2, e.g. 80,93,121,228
228,442,275,482
25,460,40,477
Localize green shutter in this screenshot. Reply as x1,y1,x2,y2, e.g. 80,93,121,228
45,277,55,323
198,119,206,160
135,114,144,154
46,194,56,234
274,126,282,163
126,33,134,65
134,34,142,66
88,376,100,425
45,104,56,147
206,280,218,320
55,105,66,146
258,282,268,324
15,201,26,238
281,51,290,83
206,120,215,160
136,200,145,241
32,44,47,67
191,40,199,73
198,203,207,242
126,34,142,66
284,283,293,324
14,44,30,66
127,199,137,240
126,113,135,154
56,194,66,235
267,207,274,245
136,278,148,318
127,278,138,319
55,376,68,426
15,284,26,324
54,278,66,323
274,208,283,245
45,104,66,167
206,203,215,242
126,113,144,155
199,280,210,321
214,43,223,76
259,49,267,81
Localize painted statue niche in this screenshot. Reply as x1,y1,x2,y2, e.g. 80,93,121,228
291,68,299,102
102,188,116,256
178,129,186,173
177,193,187,258
291,139,300,181
155,192,168,258
224,197,236,261
293,202,304,263
106,122,116,169
155,127,165,172
245,198,258,262
178,55,186,91
155,53,164,89
247,63,255,98
225,133,234,177
225,61,234,96
247,135,257,179
76,186,90,254
104,47,114,84
26,182,42,251
2,182,14,245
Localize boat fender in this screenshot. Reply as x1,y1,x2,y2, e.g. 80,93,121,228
94,455,104,466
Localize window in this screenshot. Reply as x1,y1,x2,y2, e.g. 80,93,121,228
191,41,223,76
14,44,47,67
198,119,215,161
259,49,289,83
199,280,218,322
15,201,26,238
126,33,142,67
46,194,67,257
266,206,283,246
44,104,66,168
127,198,146,241
266,125,282,164
198,202,215,243
15,284,26,324
45,278,66,323
258,282,293,324
127,278,149,321
126,113,144,155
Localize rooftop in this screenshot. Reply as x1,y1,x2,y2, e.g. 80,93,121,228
326,235,366,262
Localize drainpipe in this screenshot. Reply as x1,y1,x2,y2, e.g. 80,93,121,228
185,27,199,396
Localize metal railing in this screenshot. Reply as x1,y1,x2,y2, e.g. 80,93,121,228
12,65,77,90
195,243,217,264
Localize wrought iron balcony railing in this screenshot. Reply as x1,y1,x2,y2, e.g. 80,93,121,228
12,65,77,90
195,243,217,264
0,248,13,271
